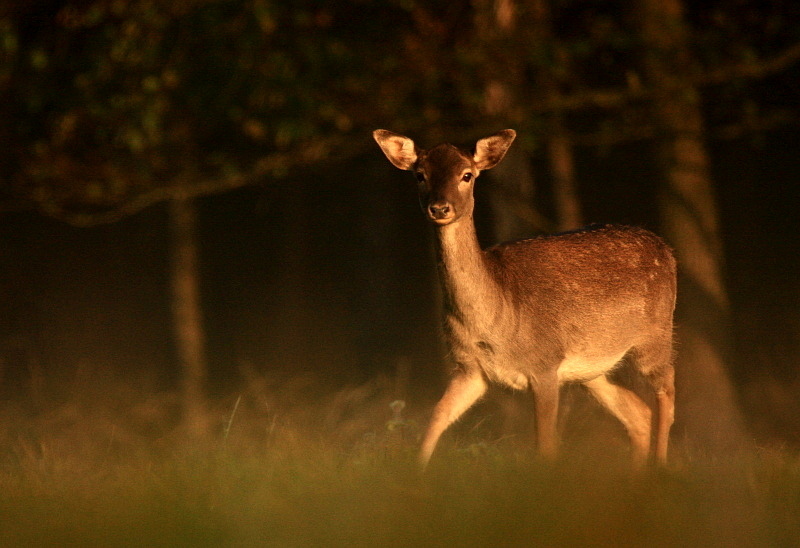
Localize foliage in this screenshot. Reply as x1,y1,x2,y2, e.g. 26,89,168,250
0,0,416,219
1,0,798,221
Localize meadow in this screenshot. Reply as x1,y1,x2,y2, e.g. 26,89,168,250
1,369,799,547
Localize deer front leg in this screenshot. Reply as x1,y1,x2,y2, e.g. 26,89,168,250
419,371,487,469
531,372,560,459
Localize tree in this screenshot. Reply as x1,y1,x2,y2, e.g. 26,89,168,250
469,0,537,242
0,0,412,433
526,0,582,231
169,195,207,437
633,0,747,450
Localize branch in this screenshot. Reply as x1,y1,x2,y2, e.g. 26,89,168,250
536,40,800,114
565,108,798,148
536,87,643,113
700,41,800,86
21,136,356,227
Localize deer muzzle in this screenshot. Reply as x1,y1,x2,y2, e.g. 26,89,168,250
427,202,454,224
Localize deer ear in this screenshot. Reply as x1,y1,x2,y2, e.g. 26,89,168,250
373,130,418,171
473,129,516,171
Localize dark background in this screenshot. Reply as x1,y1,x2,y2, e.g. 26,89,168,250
1,0,799,446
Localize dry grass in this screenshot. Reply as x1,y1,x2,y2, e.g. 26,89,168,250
1,369,799,547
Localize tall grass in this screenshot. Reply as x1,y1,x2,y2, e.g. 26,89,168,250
1,370,799,547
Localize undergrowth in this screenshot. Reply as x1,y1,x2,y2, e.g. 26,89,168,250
1,370,799,547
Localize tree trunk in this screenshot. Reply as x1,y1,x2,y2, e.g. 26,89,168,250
169,195,209,438
527,0,583,232
547,116,583,231
634,0,747,452
473,0,542,242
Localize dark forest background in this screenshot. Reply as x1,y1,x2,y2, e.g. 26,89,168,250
1,0,799,452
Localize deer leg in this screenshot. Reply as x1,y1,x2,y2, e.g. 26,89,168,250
634,342,675,464
652,368,675,464
531,373,560,458
419,371,487,468
583,375,652,466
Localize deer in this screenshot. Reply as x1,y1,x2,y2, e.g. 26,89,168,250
373,128,677,469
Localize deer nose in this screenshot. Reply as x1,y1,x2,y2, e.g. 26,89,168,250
428,203,451,220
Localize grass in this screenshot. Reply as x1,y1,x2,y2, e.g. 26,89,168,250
1,371,799,547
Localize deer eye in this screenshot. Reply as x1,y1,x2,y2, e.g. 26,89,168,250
461,172,473,183
415,172,426,183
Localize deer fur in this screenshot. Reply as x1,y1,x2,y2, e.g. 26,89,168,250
373,128,677,468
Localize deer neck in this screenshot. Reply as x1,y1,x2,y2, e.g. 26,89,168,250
435,216,499,322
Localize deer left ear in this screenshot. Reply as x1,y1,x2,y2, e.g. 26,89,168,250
473,129,516,171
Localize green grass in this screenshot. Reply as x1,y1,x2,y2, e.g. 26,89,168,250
1,376,799,547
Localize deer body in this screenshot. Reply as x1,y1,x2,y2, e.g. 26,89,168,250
373,129,676,468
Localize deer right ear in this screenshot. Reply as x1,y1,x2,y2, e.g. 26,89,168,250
373,130,418,171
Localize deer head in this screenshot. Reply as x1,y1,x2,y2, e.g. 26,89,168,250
373,129,516,225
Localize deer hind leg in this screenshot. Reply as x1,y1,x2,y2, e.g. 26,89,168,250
651,366,675,464
632,341,675,464
419,371,487,469
582,375,652,466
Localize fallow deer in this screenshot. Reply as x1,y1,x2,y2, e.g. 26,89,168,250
373,129,677,468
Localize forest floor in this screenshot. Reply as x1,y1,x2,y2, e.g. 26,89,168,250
1,370,799,547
